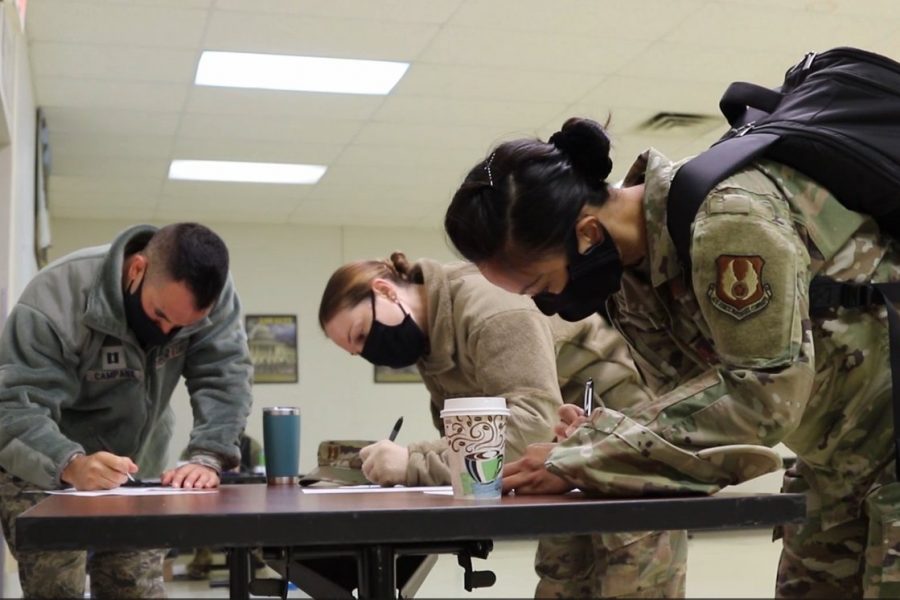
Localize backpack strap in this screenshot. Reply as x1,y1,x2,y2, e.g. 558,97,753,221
719,82,783,125
667,132,780,274
810,277,900,480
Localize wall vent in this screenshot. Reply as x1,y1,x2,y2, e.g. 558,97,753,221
635,112,722,135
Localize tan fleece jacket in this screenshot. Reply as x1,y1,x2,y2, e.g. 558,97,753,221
405,260,652,485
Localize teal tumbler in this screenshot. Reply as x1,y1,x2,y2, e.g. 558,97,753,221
262,406,301,484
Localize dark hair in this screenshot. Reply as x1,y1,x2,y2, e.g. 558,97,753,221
145,223,229,310
445,117,613,264
318,251,418,330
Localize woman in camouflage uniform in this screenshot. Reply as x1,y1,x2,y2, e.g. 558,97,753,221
318,253,687,598
444,116,900,598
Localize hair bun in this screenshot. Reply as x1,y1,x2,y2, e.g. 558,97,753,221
389,251,411,279
549,118,613,186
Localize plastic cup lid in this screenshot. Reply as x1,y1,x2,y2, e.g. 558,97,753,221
440,397,509,418
264,406,301,415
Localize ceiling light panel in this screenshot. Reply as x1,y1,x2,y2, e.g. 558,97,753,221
195,51,409,95
168,160,326,184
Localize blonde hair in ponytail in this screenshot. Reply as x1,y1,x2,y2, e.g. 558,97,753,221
318,251,414,330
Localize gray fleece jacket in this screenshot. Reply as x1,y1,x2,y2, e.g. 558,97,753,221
0,225,253,488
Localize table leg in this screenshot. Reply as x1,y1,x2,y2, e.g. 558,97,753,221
358,545,395,599
228,547,250,600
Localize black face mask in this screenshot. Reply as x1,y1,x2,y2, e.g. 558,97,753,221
532,226,623,322
360,292,428,368
123,278,181,349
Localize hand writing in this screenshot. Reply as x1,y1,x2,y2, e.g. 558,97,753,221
61,451,137,491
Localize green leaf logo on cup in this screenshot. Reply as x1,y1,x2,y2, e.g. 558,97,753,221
440,397,510,500
465,449,504,483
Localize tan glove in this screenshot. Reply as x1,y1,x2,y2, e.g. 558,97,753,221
360,440,410,486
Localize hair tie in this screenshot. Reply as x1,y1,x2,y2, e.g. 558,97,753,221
548,131,571,155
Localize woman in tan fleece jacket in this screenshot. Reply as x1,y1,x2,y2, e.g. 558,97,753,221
318,252,688,598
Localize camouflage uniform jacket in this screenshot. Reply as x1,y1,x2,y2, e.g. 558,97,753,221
548,148,900,530
0,225,254,488
407,259,651,485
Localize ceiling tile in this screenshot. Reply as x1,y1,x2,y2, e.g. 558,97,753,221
29,42,198,83
663,3,896,53
158,196,298,215
49,175,163,198
306,181,450,207
160,180,312,204
51,192,157,209
26,0,208,48
214,0,462,23
393,63,604,102
314,164,461,196
574,76,730,115
336,144,483,169
287,198,431,228
373,96,566,127
49,175,162,207
617,43,794,84
352,120,534,152
49,131,173,159
34,78,189,111
51,153,169,178
711,0,900,19
448,0,706,39
185,87,384,120
420,27,648,74
172,137,345,165
52,205,157,221
85,0,212,7
203,11,438,59
176,113,364,145
153,206,292,224
40,107,181,136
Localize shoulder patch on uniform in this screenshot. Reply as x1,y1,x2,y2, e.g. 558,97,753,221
707,255,772,320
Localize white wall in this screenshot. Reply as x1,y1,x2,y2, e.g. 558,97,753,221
0,0,37,328
49,217,459,475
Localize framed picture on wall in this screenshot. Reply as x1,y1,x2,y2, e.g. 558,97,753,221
246,314,298,384
373,364,423,384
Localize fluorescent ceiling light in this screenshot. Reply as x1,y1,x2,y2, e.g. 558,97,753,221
195,51,409,95
168,160,327,184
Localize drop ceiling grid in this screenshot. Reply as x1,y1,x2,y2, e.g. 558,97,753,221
24,0,900,226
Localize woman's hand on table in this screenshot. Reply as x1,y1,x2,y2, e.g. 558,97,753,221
502,443,574,495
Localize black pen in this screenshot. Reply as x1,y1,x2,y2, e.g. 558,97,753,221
97,434,136,483
388,417,404,442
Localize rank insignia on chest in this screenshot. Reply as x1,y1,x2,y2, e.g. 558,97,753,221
707,255,772,320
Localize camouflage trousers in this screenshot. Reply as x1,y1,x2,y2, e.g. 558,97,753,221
776,461,900,598
0,469,167,599
534,529,687,598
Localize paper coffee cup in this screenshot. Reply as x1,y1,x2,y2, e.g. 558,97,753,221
440,397,510,500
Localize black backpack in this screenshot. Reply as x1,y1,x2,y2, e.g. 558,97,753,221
665,47,900,476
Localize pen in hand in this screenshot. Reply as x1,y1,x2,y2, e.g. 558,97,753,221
97,434,137,484
388,416,404,442
582,378,594,417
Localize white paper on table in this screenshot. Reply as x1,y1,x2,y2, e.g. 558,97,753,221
301,485,453,495
44,487,218,497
